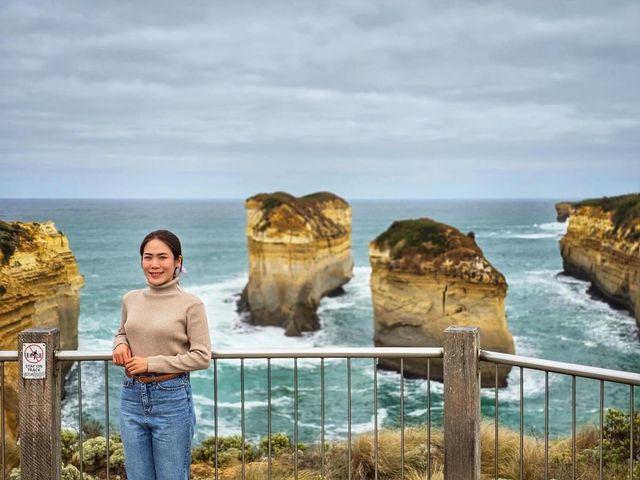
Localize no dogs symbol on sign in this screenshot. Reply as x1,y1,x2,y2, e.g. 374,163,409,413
22,343,46,379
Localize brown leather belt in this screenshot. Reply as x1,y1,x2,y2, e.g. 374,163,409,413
133,373,182,383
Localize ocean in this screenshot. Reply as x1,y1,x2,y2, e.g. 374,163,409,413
1,198,638,444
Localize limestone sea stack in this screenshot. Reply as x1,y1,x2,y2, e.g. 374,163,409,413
370,218,514,387
0,220,84,467
559,193,640,326
239,192,353,336
555,202,575,222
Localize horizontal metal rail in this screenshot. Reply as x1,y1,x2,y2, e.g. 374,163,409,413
480,349,640,386
3,348,638,385
3,342,639,480
54,347,444,361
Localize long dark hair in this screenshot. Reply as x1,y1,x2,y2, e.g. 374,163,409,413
139,230,183,273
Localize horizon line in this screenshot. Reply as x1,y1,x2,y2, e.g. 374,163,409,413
0,196,589,201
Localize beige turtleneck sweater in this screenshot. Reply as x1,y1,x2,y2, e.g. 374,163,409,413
113,278,211,373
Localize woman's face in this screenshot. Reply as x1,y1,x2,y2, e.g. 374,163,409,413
141,238,181,286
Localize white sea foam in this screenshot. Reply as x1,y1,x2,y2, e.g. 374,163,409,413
215,397,291,410
189,275,323,351
512,270,638,351
509,233,560,240
407,408,429,418
480,222,567,241
330,408,389,436
196,414,242,437
510,335,542,358
582,311,639,355
190,267,374,352
483,367,561,403
538,222,568,232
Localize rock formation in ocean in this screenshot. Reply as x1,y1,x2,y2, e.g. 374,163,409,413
0,220,84,464
239,192,353,336
370,218,514,387
559,193,640,326
555,202,575,222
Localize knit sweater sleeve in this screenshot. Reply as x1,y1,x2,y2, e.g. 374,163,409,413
112,294,130,351
146,300,212,373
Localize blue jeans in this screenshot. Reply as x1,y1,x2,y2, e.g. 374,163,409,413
120,373,195,480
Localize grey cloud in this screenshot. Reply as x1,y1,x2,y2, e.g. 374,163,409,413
0,0,638,198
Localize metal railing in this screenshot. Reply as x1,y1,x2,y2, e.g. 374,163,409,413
0,352,15,480
481,350,640,480
62,347,442,480
2,328,640,480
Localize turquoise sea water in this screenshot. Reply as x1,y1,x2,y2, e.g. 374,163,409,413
1,199,638,444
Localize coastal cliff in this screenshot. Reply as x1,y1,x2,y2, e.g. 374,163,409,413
555,202,574,222
559,194,640,326
239,192,353,336
370,218,514,387
0,220,84,463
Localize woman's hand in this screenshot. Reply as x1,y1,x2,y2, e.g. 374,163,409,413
125,356,149,376
112,344,132,366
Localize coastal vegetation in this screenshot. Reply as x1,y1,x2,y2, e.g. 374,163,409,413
7,410,638,479
575,193,640,240
0,220,27,264
250,191,348,234
372,218,477,261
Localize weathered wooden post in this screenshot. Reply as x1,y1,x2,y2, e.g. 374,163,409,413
18,328,62,480
443,326,481,480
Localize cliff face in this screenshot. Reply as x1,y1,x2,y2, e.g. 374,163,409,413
555,202,575,222
0,220,84,462
240,192,353,336
559,194,640,326
370,218,514,387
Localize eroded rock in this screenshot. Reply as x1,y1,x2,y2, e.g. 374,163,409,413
239,192,353,336
370,218,514,386
0,220,84,467
559,194,640,326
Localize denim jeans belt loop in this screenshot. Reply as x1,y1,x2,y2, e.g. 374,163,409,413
133,373,182,383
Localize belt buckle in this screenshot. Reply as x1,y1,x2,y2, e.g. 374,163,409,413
135,373,160,383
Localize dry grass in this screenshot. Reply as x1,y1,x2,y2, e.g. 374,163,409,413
197,422,635,480
219,458,322,480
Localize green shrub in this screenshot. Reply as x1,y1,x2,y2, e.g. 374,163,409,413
109,440,126,476
602,408,640,465
217,447,242,467
8,468,20,480
69,434,124,476
62,464,79,480
61,464,97,480
72,436,107,470
0,221,26,264
61,430,77,464
260,432,292,457
192,434,262,466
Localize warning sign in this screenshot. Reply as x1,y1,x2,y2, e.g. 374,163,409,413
22,343,46,379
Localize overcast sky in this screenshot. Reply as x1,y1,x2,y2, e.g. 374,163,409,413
1,1,638,199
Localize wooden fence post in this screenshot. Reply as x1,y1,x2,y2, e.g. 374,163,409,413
443,326,481,480
18,328,62,480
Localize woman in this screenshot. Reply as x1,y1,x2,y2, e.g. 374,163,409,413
112,230,211,480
